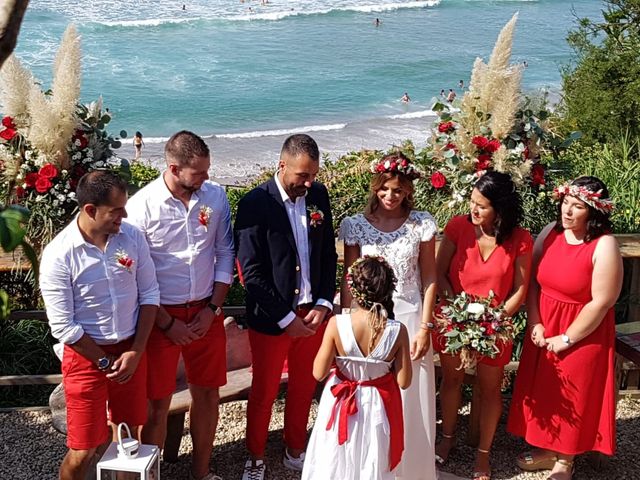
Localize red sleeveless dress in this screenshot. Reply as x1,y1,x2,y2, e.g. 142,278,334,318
507,229,616,455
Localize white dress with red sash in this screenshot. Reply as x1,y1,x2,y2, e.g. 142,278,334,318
302,314,404,480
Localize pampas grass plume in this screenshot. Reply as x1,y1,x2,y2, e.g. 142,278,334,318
0,55,34,124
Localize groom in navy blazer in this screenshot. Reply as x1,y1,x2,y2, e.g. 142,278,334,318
234,134,337,480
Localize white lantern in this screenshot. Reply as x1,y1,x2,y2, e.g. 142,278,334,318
96,423,160,480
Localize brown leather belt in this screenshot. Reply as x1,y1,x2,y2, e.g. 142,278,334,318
163,298,209,309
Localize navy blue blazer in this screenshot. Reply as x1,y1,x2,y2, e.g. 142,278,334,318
234,177,338,335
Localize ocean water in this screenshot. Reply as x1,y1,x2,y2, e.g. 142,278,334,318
13,0,602,177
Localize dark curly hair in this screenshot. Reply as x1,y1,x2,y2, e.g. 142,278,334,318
349,257,397,353
554,176,613,242
469,171,523,244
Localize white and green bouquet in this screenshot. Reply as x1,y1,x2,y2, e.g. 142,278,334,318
435,291,514,369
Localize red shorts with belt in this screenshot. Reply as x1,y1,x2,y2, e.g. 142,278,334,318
62,339,147,450
146,299,226,400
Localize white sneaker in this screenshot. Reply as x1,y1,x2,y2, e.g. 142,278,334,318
241,459,265,480
282,450,305,472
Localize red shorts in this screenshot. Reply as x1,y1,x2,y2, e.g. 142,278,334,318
62,340,147,450
146,303,226,400
431,329,513,367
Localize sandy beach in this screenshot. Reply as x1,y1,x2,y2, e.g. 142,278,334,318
129,113,436,185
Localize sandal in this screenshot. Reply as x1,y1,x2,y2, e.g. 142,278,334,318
517,449,558,471
546,458,574,480
472,448,491,480
435,433,456,465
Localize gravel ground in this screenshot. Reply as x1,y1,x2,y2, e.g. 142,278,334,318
1,397,639,480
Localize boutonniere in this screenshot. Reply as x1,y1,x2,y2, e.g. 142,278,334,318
307,205,324,227
198,205,213,231
114,248,134,273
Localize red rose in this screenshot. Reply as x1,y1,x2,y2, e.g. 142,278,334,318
476,154,492,171
38,163,59,179
376,164,385,173
25,172,39,188
35,176,53,193
311,212,322,221
401,160,408,167
438,121,455,133
531,164,545,186
523,146,530,159
72,131,88,149
2,116,15,128
430,171,447,189
485,139,501,153
444,142,458,152
15,186,25,198
472,136,489,150
389,162,397,170
0,128,17,141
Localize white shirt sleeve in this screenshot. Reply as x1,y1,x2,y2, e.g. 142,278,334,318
277,311,296,329
40,246,84,344
213,192,235,285
133,227,160,306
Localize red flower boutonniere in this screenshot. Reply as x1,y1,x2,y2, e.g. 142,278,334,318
114,248,134,273
199,205,213,231
307,205,324,227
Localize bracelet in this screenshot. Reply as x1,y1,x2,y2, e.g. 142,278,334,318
420,322,435,331
159,317,175,332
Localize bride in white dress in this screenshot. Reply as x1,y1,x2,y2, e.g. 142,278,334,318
302,256,412,480
339,152,438,480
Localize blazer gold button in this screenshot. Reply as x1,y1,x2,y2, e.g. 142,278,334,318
294,288,300,294
295,265,300,271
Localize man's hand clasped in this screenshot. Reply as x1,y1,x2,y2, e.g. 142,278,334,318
106,350,142,384
285,306,330,338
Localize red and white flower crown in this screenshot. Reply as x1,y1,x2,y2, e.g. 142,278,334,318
553,183,615,214
370,156,422,180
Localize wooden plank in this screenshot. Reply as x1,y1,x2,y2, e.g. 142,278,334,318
0,374,62,386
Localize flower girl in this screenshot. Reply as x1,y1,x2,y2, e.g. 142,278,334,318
302,256,412,480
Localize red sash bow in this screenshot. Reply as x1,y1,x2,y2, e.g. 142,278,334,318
326,368,404,471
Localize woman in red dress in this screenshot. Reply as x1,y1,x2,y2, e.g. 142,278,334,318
507,176,623,480
434,171,533,480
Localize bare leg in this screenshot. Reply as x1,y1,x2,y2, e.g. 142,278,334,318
59,445,104,480
474,363,504,475
435,354,465,462
142,396,173,449
189,384,220,479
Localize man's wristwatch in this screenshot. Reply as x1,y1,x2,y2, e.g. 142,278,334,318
208,303,222,316
561,333,572,346
97,355,111,371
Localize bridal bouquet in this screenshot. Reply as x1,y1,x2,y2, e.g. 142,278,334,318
435,291,514,369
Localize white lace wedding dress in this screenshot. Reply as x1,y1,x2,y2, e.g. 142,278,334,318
339,210,438,480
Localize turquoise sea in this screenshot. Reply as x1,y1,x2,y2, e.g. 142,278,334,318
13,0,602,177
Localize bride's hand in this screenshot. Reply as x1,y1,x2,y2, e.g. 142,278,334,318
410,329,431,361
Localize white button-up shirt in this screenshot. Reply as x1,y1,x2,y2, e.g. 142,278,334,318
40,219,160,345
125,175,235,305
274,173,332,328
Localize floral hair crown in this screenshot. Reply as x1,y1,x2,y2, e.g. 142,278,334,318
553,183,615,214
370,155,422,180
346,255,397,309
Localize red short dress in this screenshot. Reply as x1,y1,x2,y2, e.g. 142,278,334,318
507,229,616,455
432,215,533,366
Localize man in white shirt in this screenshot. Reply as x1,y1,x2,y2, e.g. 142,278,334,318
40,171,160,480
126,130,234,480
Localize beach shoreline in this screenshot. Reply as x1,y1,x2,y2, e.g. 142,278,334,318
127,112,436,185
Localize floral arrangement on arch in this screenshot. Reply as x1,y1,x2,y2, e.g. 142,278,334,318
435,290,515,370
0,25,128,249
421,13,573,207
